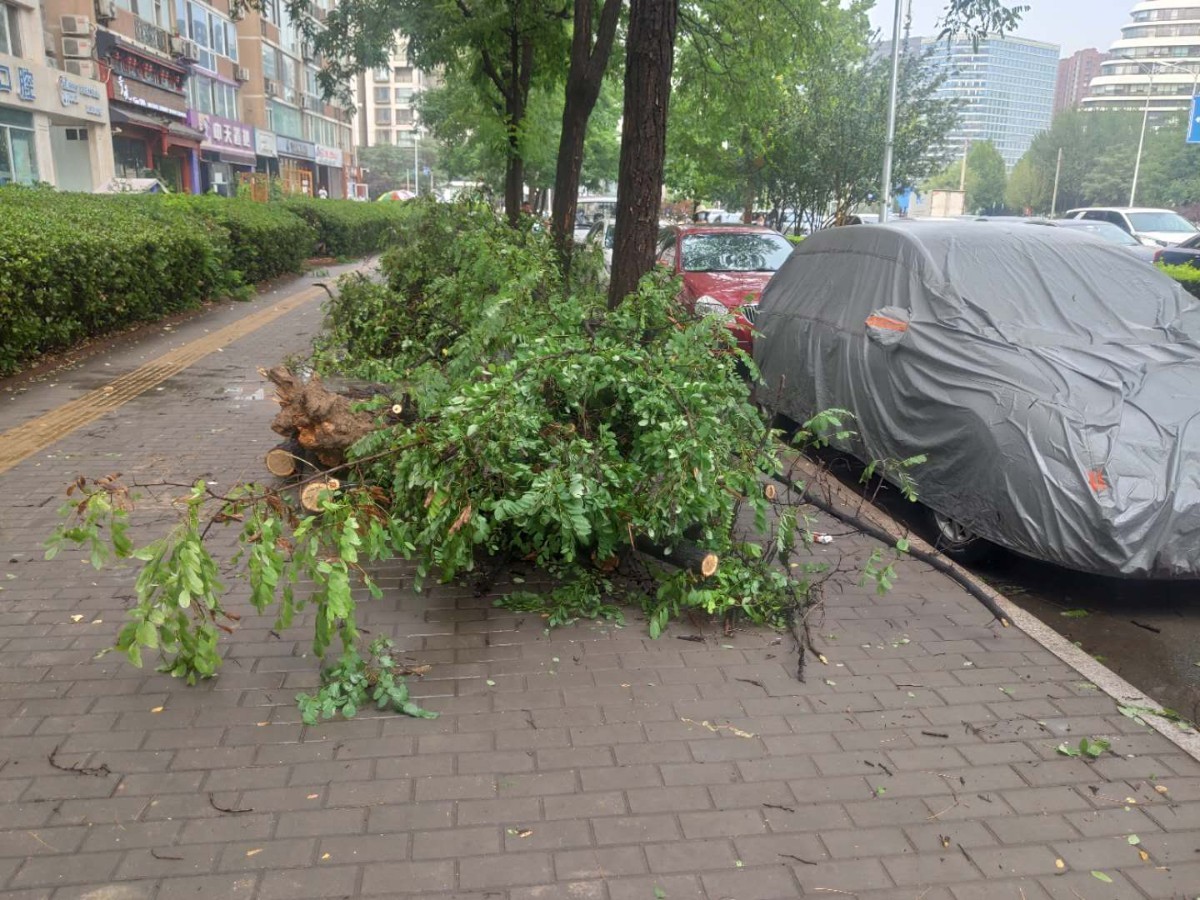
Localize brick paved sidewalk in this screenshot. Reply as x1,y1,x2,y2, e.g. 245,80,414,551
3,273,1200,899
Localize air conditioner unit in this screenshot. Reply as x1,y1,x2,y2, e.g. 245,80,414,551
264,79,280,97
169,33,183,56
234,66,250,82
61,16,93,36
65,59,98,79
180,38,201,62
61,37,94,58
95,0,117,22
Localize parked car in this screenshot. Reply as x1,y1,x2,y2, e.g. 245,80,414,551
657,225,795,354
1027,218,1159,262
1063,207,1198,247
754,222,1200,578
584,217,616,271
1154,232,1200,268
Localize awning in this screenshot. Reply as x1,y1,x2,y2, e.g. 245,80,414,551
110,105,168,133
163,119,204,152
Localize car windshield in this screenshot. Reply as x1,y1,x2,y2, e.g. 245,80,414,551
682,232,793,272
1127,212,1197,234
1059,221,1140,247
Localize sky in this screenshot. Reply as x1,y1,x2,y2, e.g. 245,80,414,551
866,0,1132,57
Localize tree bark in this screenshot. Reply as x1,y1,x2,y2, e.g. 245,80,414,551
607,0,679,308
550,0,623,263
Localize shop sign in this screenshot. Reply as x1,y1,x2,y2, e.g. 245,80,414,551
191,112,254,153
255,129,278,158
111,74,187,118
97,34,187,95
0,64,35,102
315,144,343,168
59,75,104,119
276,136,316,160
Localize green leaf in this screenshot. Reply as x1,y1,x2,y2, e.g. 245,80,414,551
1090,871,1113,884
1127,834,1140,846
654,889,667,900
1060,609,1089,619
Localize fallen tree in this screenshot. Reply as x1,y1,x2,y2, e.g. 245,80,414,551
48,199,843,720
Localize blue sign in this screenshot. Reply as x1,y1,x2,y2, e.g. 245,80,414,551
17,67,35,102
1188,95,1200,144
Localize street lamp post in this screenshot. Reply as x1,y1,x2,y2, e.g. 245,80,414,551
879,0,905,223
1130,60,1200,207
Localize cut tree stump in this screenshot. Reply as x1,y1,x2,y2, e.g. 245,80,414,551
634,535,719,579
265,439,308,478
300,478,341,512
261,366,382,468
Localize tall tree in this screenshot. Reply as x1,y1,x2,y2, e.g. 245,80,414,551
930,140,1007,213
550,0,624,259
608,0,678,307
296,0,571,225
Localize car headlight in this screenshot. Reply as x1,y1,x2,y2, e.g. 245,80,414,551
694,295,733,321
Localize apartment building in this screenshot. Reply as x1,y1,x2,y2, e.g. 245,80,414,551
235,0,354,197
1055,48,1109,115
37,0,353,195
1,0,113,189
354,36,435,155
1084,1,1200,118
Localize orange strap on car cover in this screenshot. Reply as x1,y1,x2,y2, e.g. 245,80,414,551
865,315,910,333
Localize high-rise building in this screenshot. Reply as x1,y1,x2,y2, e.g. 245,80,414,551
353,36,437,161
921,34,1060,170
1056,48,1109,115
1,0,114,189
1083,1,1200,117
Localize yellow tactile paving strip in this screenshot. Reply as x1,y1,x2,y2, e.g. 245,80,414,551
0,286,322,475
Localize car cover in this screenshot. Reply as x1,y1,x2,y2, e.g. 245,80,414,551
753,222,1200,578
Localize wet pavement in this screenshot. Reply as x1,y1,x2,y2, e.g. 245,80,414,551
819,453,1200,728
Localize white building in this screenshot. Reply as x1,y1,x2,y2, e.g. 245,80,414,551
1083,0,1200,116
353,36,434,153
0,0,114,189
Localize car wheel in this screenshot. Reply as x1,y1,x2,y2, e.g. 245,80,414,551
928,508,993,565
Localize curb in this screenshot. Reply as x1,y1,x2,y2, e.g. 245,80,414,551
782,450,1200,764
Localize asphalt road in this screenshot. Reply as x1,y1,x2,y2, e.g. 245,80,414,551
819,452,1200,726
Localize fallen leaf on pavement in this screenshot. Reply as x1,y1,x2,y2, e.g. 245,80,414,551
1091,871,1113,884
680,718,756,739
246,849,262,857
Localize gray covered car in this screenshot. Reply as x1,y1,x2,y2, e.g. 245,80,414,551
754,222,1200,578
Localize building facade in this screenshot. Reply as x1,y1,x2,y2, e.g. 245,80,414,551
235,0,355,198
1055,48,1109,115
35,0,354,195
1083,1,1200,117
921,34,1060,170
1,0,113,188
352,36,436,193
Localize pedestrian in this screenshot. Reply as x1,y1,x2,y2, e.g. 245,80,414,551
317,186,329,199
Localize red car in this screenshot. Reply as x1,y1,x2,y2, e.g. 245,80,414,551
656,224,795,353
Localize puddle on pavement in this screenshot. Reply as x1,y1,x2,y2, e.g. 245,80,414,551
221,384,266,403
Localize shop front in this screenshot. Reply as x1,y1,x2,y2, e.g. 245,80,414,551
96,31,200,193
189,111,256,196
276,134,316,196
315,144,344,198
0,51,114,189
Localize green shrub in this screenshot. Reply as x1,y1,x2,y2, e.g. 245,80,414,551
166,196,315,283
285,198,411,257
0,187,233,375
1158,262,1200,299
0,189,394,375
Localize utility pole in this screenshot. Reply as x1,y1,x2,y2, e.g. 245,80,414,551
1051,147,1063,217
879,0,905,223
959,140,968,191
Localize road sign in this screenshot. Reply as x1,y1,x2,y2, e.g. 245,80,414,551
1188,95,1200,144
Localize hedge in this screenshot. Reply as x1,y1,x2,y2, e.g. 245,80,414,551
166,195,315,284
0,188,408,376
1158,262,1200,300
284,199,410,258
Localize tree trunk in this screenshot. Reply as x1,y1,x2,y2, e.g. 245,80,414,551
607,0,679,308
504,114,525,226
550,0,623,264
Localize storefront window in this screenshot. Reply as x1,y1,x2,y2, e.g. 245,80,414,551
0,112,40,186
0,3,21,56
